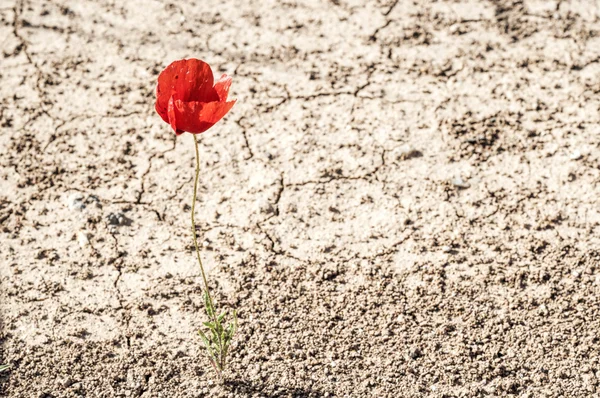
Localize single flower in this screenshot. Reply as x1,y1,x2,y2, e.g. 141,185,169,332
154,57,238,378
155,58,235,135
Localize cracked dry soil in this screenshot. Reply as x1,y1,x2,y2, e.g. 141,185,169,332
1,0,600,397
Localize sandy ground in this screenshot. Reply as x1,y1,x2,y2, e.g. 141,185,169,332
1,0,600,396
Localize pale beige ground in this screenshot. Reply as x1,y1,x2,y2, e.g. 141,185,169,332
1,0,600,397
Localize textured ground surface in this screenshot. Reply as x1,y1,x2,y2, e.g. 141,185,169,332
1,0,600,397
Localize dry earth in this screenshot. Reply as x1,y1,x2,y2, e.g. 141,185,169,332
1,0,600,397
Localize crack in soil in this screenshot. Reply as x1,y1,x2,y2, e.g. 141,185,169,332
109,231,131,349
136,134,177,204
12,0,54,122
235,116,255,160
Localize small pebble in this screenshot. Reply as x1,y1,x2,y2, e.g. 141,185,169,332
409,347,422,359
66,193,100,211
255,199,274,215
451,177,470,189
77,231,90,247
61,378,75,388
106,212,130,226
570,150,582,160
397,145,423,161
67,193,85,211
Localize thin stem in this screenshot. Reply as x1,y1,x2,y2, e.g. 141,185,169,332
191,135,218,327
191,134,232,379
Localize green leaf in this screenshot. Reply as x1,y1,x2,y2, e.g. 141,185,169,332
0,365,9,372
203,321,216,331
217,311,226,323
198,330,210,347
199,331,220,362
226,322,235,340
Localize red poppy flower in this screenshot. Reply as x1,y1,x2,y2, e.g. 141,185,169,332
155,58,235,135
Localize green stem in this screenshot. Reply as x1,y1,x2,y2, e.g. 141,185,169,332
191,135,219,328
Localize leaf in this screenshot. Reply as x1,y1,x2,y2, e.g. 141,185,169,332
198,330,211,348
217,311,226,323
0,365,9,372
226,322,235,340
198,331,220,363
203,321,217,331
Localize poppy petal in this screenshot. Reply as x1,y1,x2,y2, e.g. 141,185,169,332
167,95,179,134
156,59,218,117
155,95,169,124
214,74,232,102
175,59,218,102
172,100,236,134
